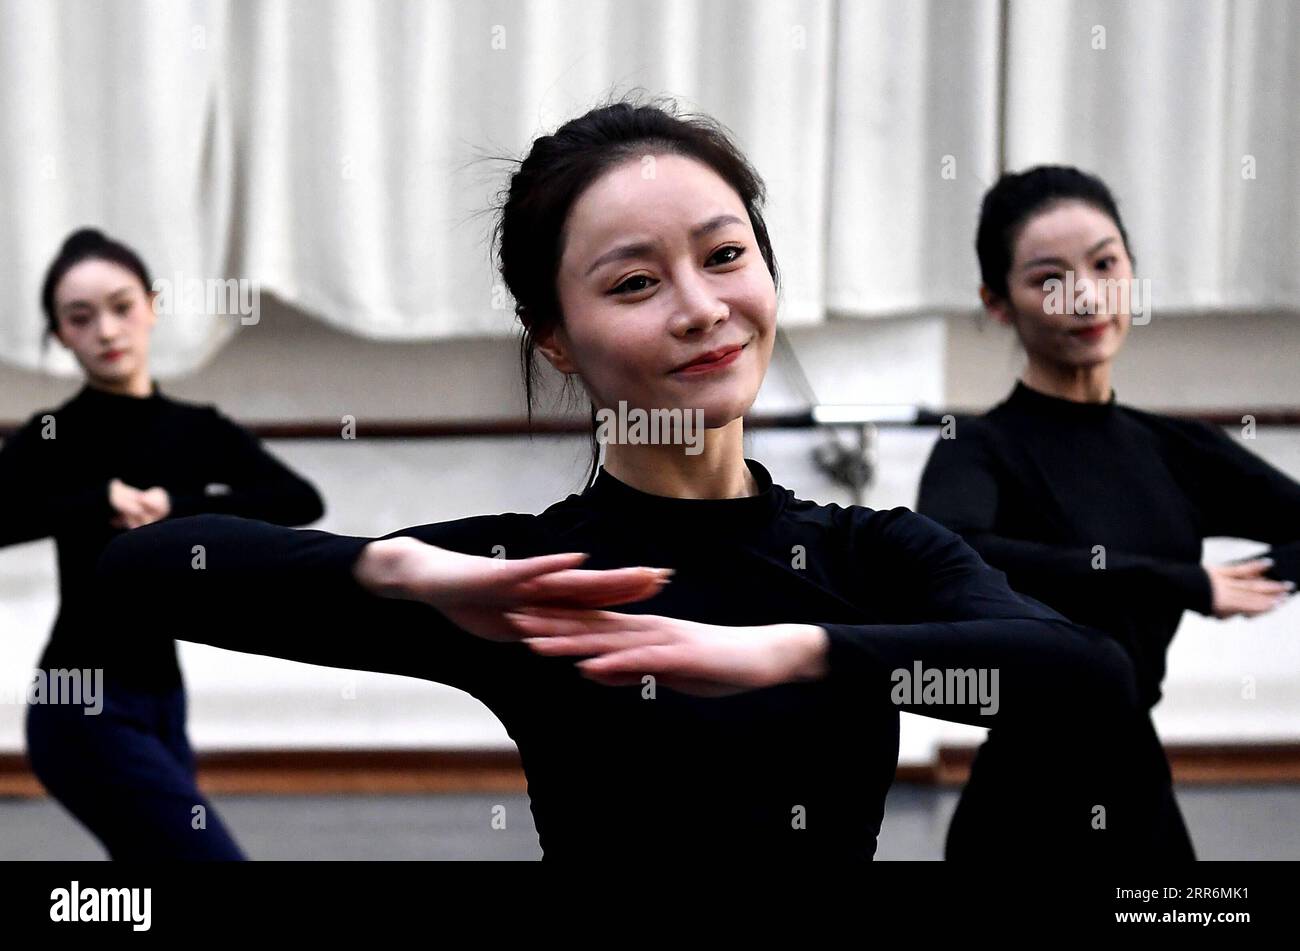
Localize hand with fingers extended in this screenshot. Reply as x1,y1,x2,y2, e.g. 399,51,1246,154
509,606,830,697
1206,558,1296,619
352,537,674,642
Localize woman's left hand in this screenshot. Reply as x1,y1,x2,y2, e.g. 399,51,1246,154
109,484,171,529
510,607,829,697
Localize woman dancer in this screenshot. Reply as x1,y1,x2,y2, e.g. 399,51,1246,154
918,165,1300,859
5,228,324,859
101,103,1152,861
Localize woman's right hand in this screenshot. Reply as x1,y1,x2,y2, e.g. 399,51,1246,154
352,536,672,642
108,478,171,530
1206,559,1295,619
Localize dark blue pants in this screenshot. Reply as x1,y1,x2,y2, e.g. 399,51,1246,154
25,677,246,860
945,711,1196,860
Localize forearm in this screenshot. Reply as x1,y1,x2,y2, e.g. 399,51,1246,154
96,515,456,678
816,614,1138,727
0,480,114,546
168,477,324,526
967,532,1213,616
351,535,431,599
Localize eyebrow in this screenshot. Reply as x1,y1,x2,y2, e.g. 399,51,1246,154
1020,236,1117,271
60,285,137,313
584,213,746,276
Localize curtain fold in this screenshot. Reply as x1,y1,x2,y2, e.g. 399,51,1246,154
0,0,235,377
1004,0,1300,312
825,0,1001,316
224,0,835,340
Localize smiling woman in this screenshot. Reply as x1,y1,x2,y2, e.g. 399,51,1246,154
99,101,1162,861
919,165,1300,860
493,101,780,491
539,149,774,499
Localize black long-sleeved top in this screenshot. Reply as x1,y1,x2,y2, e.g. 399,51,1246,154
918,380,1300,707
1,382,324,687
99,456,1143,860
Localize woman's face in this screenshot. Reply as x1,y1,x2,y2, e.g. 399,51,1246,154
548,153,778,429
53,258,156,386
988,200,1133,371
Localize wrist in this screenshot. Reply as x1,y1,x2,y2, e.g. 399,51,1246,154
781,624,829,682
354,537,423,598
1192,564,1216,616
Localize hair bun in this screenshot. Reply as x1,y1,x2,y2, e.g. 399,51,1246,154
60,228,108,256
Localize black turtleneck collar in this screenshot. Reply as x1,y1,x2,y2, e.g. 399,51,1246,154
579,457,786,528
1004,379,1118,421
72,380,164,411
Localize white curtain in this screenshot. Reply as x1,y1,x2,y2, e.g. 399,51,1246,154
1004,0,1300,312
1,0,1297,376
0,0,236,377
221,0,835,338
825,0,1001,316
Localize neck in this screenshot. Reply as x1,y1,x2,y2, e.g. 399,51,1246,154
600,416,755,499
1021,358,1113,404
86,369,153,398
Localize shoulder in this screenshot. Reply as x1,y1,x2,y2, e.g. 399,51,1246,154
847,504,970,557
783,493,972,567
922,412,1004,477
831,504,991,609
169,397,237,425
22,386,87,426
15,405,62,433
1118,404,1238,453
532,488,626,544
962,402,1028,449
4,403,70,448
168,400,265,444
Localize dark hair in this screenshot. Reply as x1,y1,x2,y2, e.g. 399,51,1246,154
492,96,780,487
41,228,153,338
975,165,1132,300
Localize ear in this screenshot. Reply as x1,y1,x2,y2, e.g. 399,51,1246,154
535,324,578,375
979,285,1015,328
145,289,160,328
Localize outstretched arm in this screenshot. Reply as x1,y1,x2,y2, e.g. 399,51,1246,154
516,509,1140,726
164,409,325,526
96,513,670,690
917,423,1215,615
